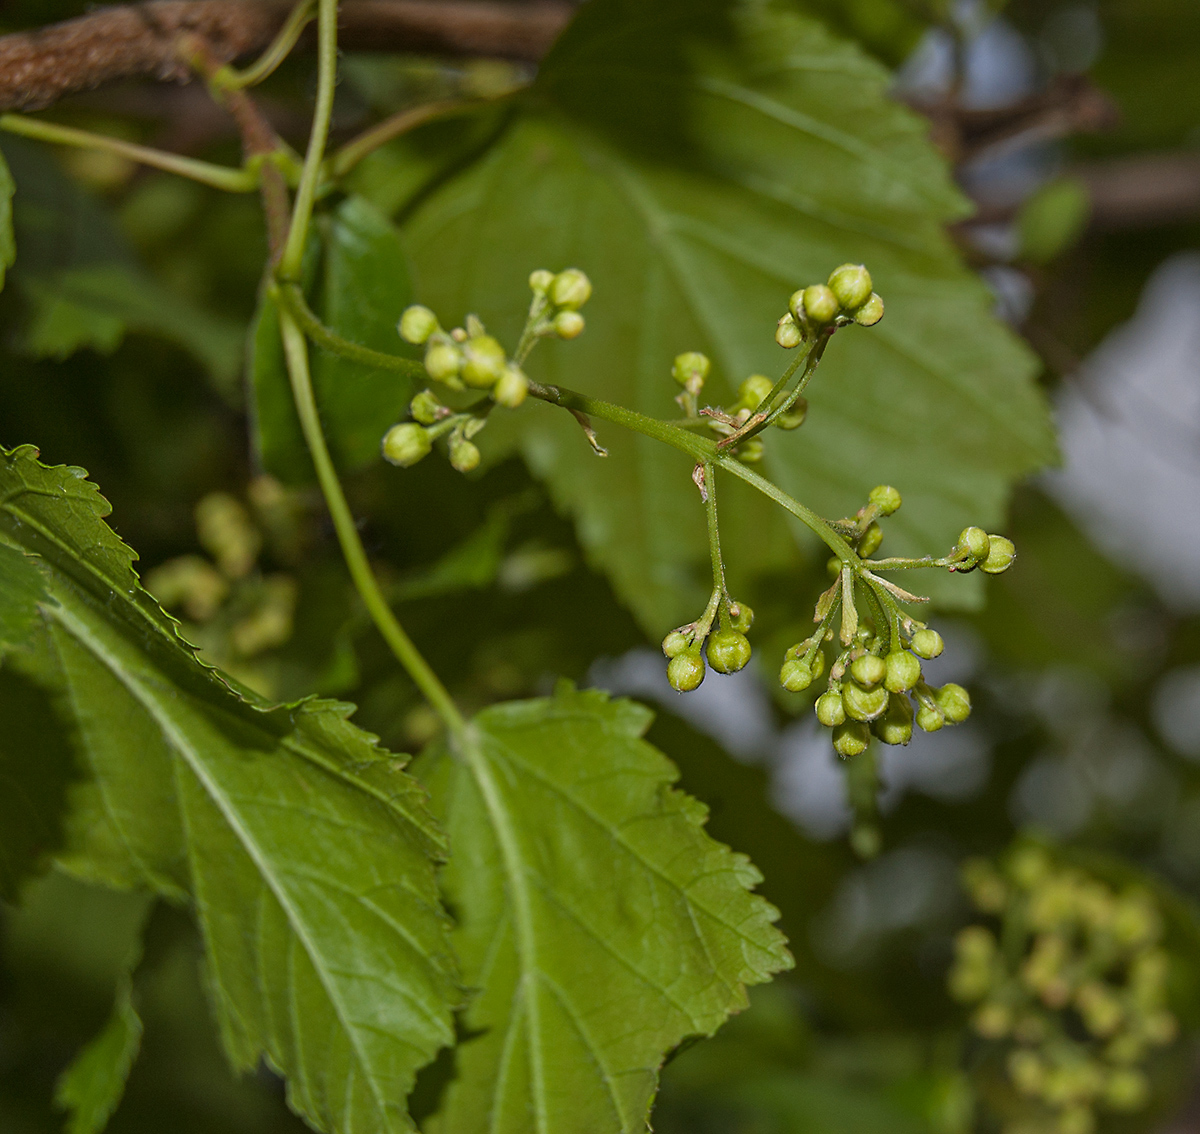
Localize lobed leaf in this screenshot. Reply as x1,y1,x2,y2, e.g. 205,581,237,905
416,682,792,1134
399,0,1056,630
0,444,461,1134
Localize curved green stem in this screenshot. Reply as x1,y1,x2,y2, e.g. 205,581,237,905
216,0,316,91
278,283,426,379
279,0,338,279
702,462,733,630
278,307,465,736
0,113,258,192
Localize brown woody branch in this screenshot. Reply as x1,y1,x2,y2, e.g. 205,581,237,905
0,0,573,111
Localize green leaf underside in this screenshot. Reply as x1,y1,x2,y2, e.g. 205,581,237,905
400,0,1056,629
250,195,416,483
416,683,792,1134
56,979,143,1134
0,445,460,1134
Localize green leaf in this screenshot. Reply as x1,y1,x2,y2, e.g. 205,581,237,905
250,196,417,483
400,0,1056,630
0,444,461,1134
0,143,14,293
55,976,143,1134
415,682,792,1134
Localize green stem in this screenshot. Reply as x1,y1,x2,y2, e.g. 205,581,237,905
278,307,465,736
278,283,426,379
0,113,258,192
216,0,316,90
702,462,732,630
864,555,951,570
279,0,338,279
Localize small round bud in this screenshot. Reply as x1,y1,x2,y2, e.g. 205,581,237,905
802,283,839,324
982,535,1016,574
775,397,808,430
728,602,754,633
853,292,884,326
787,289,806,322
425,341,463,382
672,351,710,392
529,268,555,294
448,435,481,473
382,423,431,467
461,334,507,389
668,652,705,692
873,693,913,746
869,485,902,516
550,268,592,310
810,648,826,681
737,437,765,464
662,630,689,658
826,556,842,579
910,628,943,659
916,703,945,732
850,654,886,688
399,304,439,345
738,374,775,409
553,310,585,339
816,690,846,727
776,313,803,349
780,658,813,693
410,388,443,425
493,364,529,408
884,650,922,693
957,526,991,563
937,683,971,723
707,629,752,674
843,682,889,722
827,263,873,310
858,522,883,557
833,721,870,758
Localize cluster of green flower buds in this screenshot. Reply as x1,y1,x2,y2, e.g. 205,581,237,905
399,306,531,408
775,262,884,348
950,844,1177,1134
662,596,754,692
381,385,488,474
948,525,1017,574
527,267,592,341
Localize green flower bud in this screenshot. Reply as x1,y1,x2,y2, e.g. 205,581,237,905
493,364,529,408
737,437,765,464
707,629,752,674
448,435,481,473
425,341,463,382
957,526,991,563
833,721,870,758
780,658,813,692
873,693,913,745
816,690,846,727
550,268,592,310
884,650,922,693
802,283,839,324
529,268,555,295
461,334,507,388
828,263,873,310
738,374,775,409
853,293,884,326
937,682,971,723
858,521,883,557
776,313,803,348
788,289,806,322
810,647,827,681
826,555,842,579
554,310,585,339
409,388,443,425
843,682,889,722
668,651,705,692
916,702,945,732
382,422,431,467
662,630,690,658
869,484,902,515
850,654,887,688
774,397,808,430
672,351,710,393
982,534,1016,574
728,601,754,632
910,628,944,659
399,304,439,345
